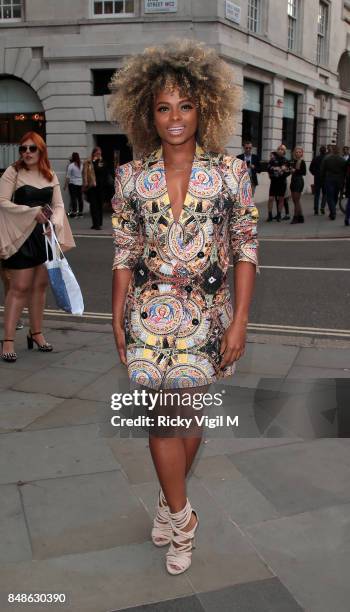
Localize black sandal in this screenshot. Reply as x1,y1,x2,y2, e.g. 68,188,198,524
27,331,53,352
1,339,17,362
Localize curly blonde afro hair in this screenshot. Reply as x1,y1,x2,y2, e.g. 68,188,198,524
108,39,240,156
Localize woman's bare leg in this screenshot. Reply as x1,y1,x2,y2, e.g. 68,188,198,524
3,268,35,352
28,265,49,345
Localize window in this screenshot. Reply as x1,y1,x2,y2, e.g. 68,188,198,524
282,92,298,156
92,69,116,95
242,80,264,157
93,0,134,16
317,1,328,64
247,0,261,33
0,0,22,21
287,0,299,51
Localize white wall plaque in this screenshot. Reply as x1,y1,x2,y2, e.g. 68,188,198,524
225,0,241,24
145,0,177,13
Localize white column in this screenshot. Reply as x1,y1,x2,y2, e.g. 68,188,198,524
296,88,315,166
262,76,284,160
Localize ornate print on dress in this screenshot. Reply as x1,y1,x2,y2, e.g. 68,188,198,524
112,145,259,390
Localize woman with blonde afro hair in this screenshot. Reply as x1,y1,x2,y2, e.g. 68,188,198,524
109,39,240,155
110,39,259,576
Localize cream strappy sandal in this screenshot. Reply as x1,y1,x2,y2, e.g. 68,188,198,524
166,498,199,575
151,489,172,547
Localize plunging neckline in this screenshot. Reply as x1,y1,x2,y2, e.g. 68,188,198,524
163,159,194,224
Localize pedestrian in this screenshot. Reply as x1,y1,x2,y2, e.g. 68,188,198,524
320,144,347,220
309,145,327,215
290,146,307,224
237,141,261,196
65,152,84,218
266,144,290,221
83,147,106,230
109,40,258,575
342,146,349,162
344,159,350,226
0,131,75,362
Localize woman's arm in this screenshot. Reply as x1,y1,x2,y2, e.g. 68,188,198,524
111,164,143,366
220,262,256,368
220,159,259,369
112,269,132,365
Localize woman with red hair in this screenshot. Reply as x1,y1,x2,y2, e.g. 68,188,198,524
0,132,75,362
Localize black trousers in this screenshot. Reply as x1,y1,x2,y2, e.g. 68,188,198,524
87,187,104,228
68,184,84,214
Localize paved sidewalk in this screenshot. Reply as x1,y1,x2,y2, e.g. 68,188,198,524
0,320,349,612
69,194,350,239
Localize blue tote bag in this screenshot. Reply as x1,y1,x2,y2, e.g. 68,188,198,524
44,222,84,316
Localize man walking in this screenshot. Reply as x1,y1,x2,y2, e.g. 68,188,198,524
237,141,261,196
320,145,347,220
309,145,327,215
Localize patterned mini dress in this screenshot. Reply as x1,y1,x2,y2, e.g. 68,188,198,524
112,144,259,390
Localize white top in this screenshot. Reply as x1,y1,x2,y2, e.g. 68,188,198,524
66,162,83,186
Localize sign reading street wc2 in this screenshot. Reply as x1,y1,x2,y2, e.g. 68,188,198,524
144,0,177,12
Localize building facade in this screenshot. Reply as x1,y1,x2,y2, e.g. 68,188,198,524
0,0,349,202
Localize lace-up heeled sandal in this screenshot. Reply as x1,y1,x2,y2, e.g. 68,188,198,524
27,331,53,352
166,498,199,575
151,489,172,547
1,339,17,363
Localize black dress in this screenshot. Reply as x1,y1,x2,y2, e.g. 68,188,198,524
2,185,53,269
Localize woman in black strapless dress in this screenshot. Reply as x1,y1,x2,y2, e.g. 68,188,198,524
0,131,75,362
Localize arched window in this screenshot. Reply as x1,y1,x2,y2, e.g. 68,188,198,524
338,52,350,92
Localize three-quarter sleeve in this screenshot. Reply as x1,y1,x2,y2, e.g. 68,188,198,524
112,164,144,271
229,159,259,269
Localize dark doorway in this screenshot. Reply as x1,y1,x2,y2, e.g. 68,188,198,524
95,134,132,176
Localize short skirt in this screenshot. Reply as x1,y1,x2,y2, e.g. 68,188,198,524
2,224,46,269
269,178,287,198
290,176,304,193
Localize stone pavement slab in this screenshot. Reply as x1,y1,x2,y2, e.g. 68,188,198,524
294,346,350,369
0,390,63,432
21,471,151,559
0,366,33,389
107,438,158,484
228,439,350,516
287,365,350,378
25,398,110,430
0,543,192,612
13,365,101,398
0,424,119,484
236,343,300,376
246,503,350,612
115,577,304,612
0,484,32,564
198,578,303,612
77,364,130,401
53,348,117,374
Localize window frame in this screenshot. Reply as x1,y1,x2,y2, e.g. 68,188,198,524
90,0,135,19
317,0,329,65
0,0,22,22
287,0,299,52
242,79,264,159
247,0,261,34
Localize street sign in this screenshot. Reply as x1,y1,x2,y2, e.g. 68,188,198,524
225,0,241,24
144,0,177,13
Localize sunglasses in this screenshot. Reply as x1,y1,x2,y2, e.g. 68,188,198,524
19,145,38,154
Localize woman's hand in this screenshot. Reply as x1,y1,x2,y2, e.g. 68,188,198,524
35,209,49,224
114,323,127,366
220,318,248,369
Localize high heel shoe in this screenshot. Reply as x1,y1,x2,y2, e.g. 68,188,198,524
166,498,199,575
1,339,17,363
151,489,172,547
27,331,53,352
